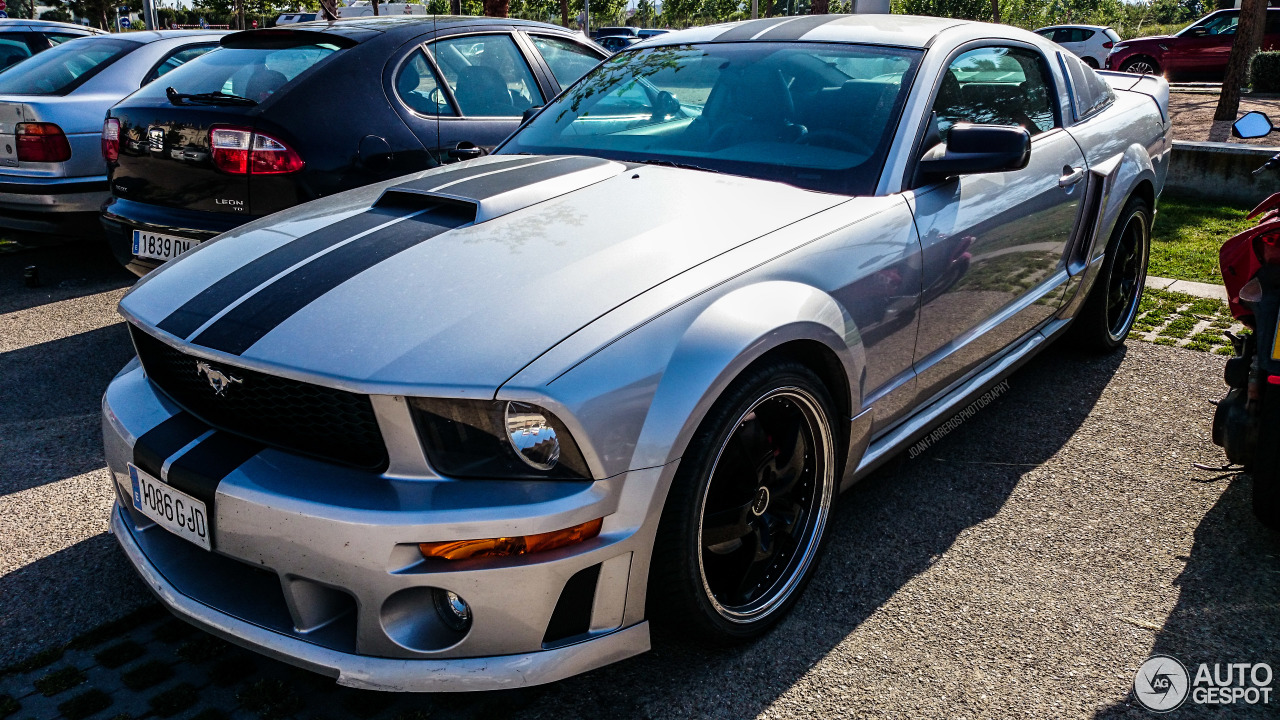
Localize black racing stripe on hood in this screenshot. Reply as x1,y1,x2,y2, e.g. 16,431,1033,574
191,205,474,356
156,209,403,340
713,17,797,41
132,411,209,480
419,156,612,199
420,154,557,187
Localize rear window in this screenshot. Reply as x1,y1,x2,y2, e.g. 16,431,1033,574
1104,28,1122,43
0,37,135,95
129,42,341,103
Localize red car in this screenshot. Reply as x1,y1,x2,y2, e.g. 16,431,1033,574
1106,7,1280,80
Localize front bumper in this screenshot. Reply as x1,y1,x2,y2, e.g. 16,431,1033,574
101,197,256,276
0,175,108,234
103,363,658,691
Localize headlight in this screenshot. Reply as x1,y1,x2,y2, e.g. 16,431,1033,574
409,398,592,480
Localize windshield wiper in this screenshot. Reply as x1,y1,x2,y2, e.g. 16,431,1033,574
166,87,257,107
633,159,719,174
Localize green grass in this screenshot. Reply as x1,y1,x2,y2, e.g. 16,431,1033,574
0,694,18,719
1151,198,1255,284
94,640,145,669
57,689,112,720
34,666,86,696
121,659,174,691
148,683,199,718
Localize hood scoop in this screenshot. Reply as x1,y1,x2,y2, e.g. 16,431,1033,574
373,155,626,223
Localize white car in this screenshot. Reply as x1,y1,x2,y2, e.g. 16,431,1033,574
1035,24,1121,68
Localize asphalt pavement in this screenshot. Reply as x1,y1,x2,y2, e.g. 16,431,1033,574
0,239,1276,719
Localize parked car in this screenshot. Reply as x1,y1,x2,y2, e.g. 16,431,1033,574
0,18,104,72
599,35,640,53
637,28,671,39
274,13,319,24
1106,7,1280,79
104,15,1169,691
102,17,606,275
0,31,223,236
593,26,638,39
1034,24,1120,67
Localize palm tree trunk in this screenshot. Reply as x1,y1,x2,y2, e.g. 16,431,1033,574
559,0,569,26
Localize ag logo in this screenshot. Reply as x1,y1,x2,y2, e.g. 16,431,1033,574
1135,655,1190,712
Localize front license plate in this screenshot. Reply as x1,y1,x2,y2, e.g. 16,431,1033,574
129,464,211,551
132,230,199,262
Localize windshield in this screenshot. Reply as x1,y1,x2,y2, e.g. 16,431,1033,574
0,37,136,95
129,43,342,103
498,42,921,196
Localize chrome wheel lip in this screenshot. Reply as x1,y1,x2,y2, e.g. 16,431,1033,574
1105,210,1149,342
695,386,835,624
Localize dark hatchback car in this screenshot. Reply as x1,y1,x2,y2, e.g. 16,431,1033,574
102,16,605,275
0,19,105,72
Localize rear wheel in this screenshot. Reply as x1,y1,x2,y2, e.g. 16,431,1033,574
1071,195,1151,352
648,361,837,642
1082,57,1100,69
1121,57,1161,76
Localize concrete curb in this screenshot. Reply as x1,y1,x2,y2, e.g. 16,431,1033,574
1166,140,1280,206
1145,275,1228,301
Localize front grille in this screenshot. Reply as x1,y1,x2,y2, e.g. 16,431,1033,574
130,325,388,471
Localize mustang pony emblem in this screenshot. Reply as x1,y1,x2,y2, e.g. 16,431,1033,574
195,361,242,396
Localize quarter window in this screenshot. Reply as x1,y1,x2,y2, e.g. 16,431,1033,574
1060,52,1114,120
429,34,542,117
144,44,218,85
396,49,455,116
0,34,32,71
931,46,1057,140
529,35,601,89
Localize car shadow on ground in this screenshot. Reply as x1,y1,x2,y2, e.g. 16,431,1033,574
0,323,137,496
1093,473,1280,719
0,236,132,316
368,346,1130,718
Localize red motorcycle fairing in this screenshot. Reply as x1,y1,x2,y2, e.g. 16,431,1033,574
1220,192,1280,325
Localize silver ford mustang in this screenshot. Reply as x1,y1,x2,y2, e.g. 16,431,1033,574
103,15,1170,691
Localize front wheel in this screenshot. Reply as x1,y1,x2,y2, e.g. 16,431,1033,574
1121,57,1161,76
1252,386,1280,530
1071,195,1151,352
647,361,838,642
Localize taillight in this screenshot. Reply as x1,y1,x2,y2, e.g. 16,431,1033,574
210,126,303,175
102,118,119,162
1103,41,1113,49
16,122,71,163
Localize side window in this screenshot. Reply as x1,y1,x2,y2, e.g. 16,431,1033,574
1061,52,1114,120
931,46,1057,140
529,35,602,89
1072,29,1095,43
0,34,32,71
395,49,456,116
429,34,542,117
46,33,85,46
1266,11,1280,34
1200,12,1239,36
1036,29,1057,41
144,44,217,86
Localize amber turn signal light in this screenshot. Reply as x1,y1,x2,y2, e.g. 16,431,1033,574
419,518,603,561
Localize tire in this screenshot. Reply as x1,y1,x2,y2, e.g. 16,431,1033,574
1082,57,1099,69
1252,386,1280,531
1070,195,1151,352
647,360,838,642
1120,57,1161,76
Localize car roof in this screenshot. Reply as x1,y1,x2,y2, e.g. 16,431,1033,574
1034,24,1111,31
0,18,106,33
276,14,578,42
632,14,967,50
91,30,230,43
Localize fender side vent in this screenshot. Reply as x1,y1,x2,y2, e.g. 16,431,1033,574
542,564,601,648
1066,171,1108,275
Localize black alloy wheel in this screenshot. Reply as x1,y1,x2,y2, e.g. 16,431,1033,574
649,361,837,641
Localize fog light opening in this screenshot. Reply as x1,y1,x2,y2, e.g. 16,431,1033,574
433,589,472,633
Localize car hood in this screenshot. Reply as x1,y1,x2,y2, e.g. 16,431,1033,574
120,155,847,396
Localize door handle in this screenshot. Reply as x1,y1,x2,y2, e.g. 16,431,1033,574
447,142,485,161
1059,166,1086,188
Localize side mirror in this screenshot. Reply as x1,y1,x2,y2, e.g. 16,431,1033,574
1233,111,1274,139
914,123,1031,186
521,105,543,125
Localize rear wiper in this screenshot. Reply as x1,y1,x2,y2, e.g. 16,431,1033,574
166,87,257,107
633,159,719,174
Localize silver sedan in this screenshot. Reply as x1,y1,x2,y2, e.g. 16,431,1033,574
0,31,223,235
102,15,1170,692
